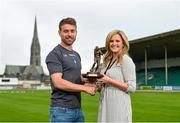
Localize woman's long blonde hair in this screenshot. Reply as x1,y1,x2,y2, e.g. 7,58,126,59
103,29,129,67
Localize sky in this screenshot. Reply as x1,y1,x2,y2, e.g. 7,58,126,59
0,0,180,75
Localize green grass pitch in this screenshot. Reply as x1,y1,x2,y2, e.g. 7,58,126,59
0,90,180,122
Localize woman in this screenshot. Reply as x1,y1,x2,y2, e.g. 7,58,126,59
97,29,136,122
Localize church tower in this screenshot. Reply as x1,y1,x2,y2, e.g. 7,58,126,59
30,16,41,66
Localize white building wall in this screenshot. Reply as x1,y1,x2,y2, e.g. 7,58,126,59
0,77,19,85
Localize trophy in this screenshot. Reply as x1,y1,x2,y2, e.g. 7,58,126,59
82,46,104,83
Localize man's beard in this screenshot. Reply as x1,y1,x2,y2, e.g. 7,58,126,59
63,38,75,46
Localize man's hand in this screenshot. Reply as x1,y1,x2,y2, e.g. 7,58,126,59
84,83,96,87
83,85,97,96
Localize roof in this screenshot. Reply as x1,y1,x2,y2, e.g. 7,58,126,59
4,65,44,80
4,65,26,74
129,29,180,62
23,65,44,75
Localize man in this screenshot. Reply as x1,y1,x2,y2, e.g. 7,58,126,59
46,17,96,122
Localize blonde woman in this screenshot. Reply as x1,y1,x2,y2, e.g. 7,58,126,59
98,29,136,122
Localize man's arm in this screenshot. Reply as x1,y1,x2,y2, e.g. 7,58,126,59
51,73,96,95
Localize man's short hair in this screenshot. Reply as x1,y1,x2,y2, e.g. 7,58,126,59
59,17,77,30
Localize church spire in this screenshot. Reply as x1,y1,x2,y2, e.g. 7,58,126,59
33,16,38,39
30,16,41,66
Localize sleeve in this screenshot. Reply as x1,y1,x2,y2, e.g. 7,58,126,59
122,55,136,92
45,51,63,75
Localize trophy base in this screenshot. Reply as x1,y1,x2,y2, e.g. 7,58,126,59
82,72,103,83
82,72,103,79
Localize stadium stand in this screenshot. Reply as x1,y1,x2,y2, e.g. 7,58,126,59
137,68,165,86
130,29,180,88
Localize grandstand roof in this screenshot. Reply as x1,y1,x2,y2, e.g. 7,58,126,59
129,29,180,62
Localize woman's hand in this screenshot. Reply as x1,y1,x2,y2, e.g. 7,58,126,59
98,75,112,84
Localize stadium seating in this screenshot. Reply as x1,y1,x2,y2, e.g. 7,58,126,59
137,66,180,86
168,66,180,86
